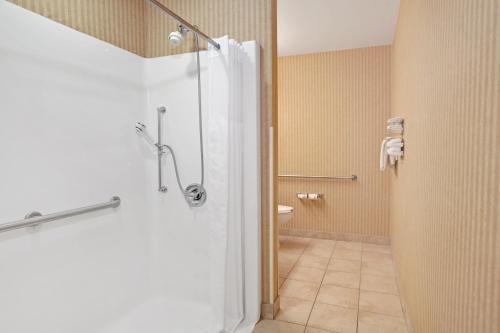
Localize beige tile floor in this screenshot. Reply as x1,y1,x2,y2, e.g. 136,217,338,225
253,236,408,333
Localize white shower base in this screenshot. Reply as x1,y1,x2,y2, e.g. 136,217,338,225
99,298,255,333
98,298,210,333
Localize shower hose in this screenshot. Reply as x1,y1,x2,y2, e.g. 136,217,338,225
163,32,205,199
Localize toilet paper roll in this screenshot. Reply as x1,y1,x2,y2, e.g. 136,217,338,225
296,192,308,199
307,193,322,200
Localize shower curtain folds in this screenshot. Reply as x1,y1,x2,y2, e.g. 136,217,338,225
204,36,246,333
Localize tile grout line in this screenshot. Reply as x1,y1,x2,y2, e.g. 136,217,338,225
307,298,405,319
279,237,311,280
277,236,313,330
303,240,337,330
357,271,400,296
358,245,407,332
277,240,401,333
390,248,410,333
277,237,312,332
356,245,364,333
356,309,406,319
282,240,403,333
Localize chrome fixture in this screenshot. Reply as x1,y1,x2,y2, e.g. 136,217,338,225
168,24,189,46
136,1,208,207
0,197,121,234
278,174,358,181
296,193,323,200
136,107,168,192
184,184,207,207
157,107,168,192
136,105,207,207
146,0,221,50
135,122,155,144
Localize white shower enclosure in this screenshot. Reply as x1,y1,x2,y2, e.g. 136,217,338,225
0,2,261,333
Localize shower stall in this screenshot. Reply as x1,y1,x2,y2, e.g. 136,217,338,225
0,2,261,333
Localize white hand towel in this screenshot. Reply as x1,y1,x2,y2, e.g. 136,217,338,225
387,147,404,156
387,124,404,134
380,137,391,171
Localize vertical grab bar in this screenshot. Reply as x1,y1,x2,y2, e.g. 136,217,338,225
157,106,167,192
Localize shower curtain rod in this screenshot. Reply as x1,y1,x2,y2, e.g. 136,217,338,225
146,0,221,50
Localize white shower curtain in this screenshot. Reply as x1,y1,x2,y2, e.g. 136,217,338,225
205,36,245,333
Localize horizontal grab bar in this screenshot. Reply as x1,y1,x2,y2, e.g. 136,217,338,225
0,196,121,234
278,174,358,181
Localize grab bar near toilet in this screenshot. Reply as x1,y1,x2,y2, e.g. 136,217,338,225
278,174,357,181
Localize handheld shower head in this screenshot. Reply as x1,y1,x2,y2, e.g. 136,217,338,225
135,122,156,147
135,122,146,134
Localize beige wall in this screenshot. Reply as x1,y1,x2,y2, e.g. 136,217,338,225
278,46,391,240
391,0,500,332
8,0,279,309
9,0,146,56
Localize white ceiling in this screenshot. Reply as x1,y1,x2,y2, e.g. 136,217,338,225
278,0,400,56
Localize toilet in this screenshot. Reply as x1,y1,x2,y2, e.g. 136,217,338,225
278,205,294,226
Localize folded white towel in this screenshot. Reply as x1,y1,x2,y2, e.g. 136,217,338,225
387,138,404,148
387,147,404,156
387,116,404,124
387,125,404,133
386,138,404,166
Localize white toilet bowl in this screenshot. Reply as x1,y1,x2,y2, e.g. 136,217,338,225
278,205,294,226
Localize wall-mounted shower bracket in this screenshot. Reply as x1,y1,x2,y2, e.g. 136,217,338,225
135,104,207,207
156,106,167,192
135,106,168,193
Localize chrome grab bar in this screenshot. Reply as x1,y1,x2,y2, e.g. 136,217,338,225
278,174,358,181
0,196,121,234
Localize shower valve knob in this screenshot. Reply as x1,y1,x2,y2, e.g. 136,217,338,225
184,184,207,207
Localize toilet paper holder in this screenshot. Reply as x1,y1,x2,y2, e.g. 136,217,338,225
297,192,323,200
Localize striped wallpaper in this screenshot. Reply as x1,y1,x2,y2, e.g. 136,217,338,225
391,0,500,332
8,0,146,56
278,46,391,240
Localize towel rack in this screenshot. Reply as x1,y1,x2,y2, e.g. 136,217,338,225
278,174,357,181
0,196,121,234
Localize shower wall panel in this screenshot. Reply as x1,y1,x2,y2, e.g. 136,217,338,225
0,3,209,331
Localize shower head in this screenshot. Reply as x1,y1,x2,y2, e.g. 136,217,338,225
135,122,156,147
168,31,184,45
135,122,146,134
168,24,189,46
